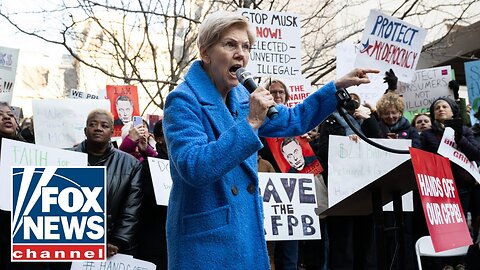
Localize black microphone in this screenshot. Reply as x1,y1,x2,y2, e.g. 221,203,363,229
236,68,279,119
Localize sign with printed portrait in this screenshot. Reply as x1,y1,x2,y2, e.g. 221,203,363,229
106,85,140,137
266,136,322,175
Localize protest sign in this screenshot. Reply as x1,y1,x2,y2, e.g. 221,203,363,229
280,77,313,108
336,42,385,105
397,66,453,111
147,157,172,206
0,46,20,104
239,8,301,78
437,127,480,183
410,147,472,251
106,85,140,137
259,172,321,240
355,10,427,83
327,135,411,209
266,136,323,175
69,89,107,100
32,99,110,148
0,139,87,210
465,60,480,123
71,253,156,270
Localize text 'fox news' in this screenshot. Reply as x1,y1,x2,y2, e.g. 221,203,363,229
11,167,106,261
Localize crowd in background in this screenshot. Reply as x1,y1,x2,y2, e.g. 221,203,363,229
0,70,478,270
0,8,480,269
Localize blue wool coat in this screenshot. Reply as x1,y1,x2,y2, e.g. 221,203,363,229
163,60,337,270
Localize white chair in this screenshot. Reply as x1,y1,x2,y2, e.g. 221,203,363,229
415,236,469,270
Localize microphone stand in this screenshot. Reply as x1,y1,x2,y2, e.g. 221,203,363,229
335,88,410,154
334,88,410,269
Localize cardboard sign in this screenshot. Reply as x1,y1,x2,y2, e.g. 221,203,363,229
239,8,301,78
106,85,140,137
0,46,20,104
0,139,87,211
328,135,411,208
398,66,454,111
71,254,156,270
32,99,111,148
259,172,321,240
410,147,472,252
355,10,427,83
437,127,480,183
266,136,323,175
147,157,172,206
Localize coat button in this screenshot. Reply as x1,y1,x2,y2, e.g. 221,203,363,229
247,183,256,194
231,186,239,196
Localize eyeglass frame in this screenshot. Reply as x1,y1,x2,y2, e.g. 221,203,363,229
218,39,251,53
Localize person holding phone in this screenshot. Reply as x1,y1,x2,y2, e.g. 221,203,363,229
375,92,420,146
119,116,157,162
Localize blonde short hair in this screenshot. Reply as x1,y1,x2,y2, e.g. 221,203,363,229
376,92,405,116
197,11,255,52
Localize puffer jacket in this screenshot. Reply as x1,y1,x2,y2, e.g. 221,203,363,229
74,140,142,253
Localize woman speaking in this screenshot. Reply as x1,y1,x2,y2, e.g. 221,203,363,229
163,10,378,269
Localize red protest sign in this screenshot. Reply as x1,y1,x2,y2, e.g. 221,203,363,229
409,147,472,252
266,136,323,175
106,85,140,137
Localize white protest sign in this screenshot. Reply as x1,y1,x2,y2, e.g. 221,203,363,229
71,253,156,270
273,77,312,108
355,10,427,83
239,8,301,77
328,136,411,209
147,157,172,206
0,46,20,104
398,66,454,111
32,99,110,148
437,127,480,184
69,89,106,100
0,138,87,210
259,172,321,241
336,42,386,105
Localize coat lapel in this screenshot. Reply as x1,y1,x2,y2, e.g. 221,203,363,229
185,61,235,138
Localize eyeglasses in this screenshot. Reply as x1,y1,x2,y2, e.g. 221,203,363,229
220,40,251,53
270,90,286,96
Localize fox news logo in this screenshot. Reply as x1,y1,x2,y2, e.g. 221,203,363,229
11,167,106,261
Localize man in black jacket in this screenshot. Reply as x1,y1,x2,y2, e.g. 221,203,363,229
75,109,142,257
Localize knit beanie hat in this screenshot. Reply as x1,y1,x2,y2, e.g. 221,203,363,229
429,97,459,121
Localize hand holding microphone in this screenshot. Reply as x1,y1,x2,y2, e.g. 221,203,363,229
236,68,279,122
